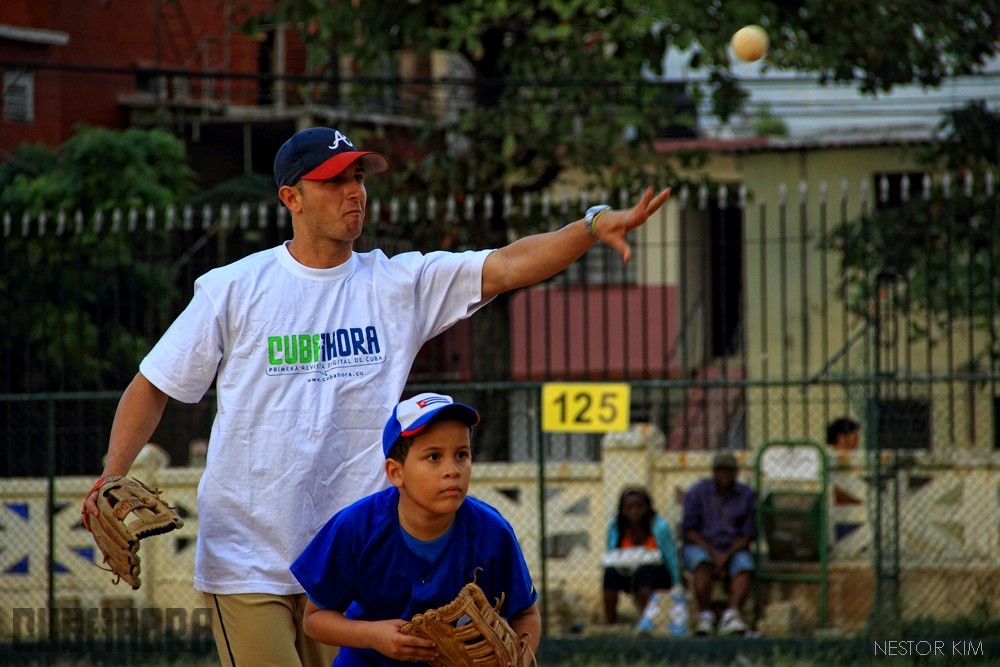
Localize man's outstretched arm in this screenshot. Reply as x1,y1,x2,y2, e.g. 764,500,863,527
481,186,671,299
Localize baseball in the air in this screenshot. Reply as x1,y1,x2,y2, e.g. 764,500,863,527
731,25,769,62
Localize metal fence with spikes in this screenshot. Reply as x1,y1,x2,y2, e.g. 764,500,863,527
2,174,999,639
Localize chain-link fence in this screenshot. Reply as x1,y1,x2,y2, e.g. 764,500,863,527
3,175,999,645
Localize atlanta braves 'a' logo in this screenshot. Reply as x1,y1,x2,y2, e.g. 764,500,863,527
328,130,354,151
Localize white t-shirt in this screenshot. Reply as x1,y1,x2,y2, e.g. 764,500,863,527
140,242,493,595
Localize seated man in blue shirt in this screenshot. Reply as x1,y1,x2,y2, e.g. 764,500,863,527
681,452,756,636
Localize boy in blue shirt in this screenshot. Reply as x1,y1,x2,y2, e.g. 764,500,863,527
291,392,541,665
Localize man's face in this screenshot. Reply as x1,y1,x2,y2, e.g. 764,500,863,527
287,163,368,242
713,465,737,491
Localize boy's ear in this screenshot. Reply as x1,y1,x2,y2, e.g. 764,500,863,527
385,458,404,488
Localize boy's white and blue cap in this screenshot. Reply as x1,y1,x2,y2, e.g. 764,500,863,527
382,392,480,457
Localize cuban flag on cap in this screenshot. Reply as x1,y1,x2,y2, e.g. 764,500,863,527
382,392,480,457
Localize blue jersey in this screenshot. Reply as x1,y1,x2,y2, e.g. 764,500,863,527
290,486,537,666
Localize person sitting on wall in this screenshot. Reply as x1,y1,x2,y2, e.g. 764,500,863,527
680,453,756,636
826,417,861,451
601,487,681,625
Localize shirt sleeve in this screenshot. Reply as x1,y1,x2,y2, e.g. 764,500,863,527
605,519,619,551
738,487,758,540
652,515,682,587
411,249,494,342
139,279,223,403
503,527,538,618
680,482,703,533
290,512,358,612
472,506,538,619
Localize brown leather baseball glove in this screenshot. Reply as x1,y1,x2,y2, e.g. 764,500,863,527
400,580,534,667
85,475,184,589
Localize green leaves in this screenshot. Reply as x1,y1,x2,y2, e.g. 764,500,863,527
0,127,191,392
251,0,998,245
823,102,1000,363
1,126,196,217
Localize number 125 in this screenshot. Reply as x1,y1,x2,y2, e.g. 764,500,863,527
541,384,630,433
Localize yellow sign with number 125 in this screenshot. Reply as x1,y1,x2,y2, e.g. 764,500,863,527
541,383,631,433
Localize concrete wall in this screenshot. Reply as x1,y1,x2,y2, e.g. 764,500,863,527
3,427,998,639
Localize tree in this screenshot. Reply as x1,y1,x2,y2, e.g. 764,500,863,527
245,0,999,221
822,101,1000,363
0,126,197,393
233,1,1000,452
241,1,998,389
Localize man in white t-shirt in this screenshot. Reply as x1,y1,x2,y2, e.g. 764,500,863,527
83,126,671,666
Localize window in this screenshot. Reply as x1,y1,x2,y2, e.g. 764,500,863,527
876,398,930,450
3,70,35,123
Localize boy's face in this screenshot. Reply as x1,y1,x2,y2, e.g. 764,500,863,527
387,419,472,518
837,428,860,450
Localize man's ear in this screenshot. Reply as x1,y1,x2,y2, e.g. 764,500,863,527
385,458,404,488
278,184,303,212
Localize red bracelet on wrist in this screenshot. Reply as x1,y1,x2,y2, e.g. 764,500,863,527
81,475,107,529
88,475,107,497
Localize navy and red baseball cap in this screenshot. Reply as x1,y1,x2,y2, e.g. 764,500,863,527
382,392,480,457
273,127,389,188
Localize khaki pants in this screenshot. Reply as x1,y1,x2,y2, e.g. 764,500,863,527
204,592,339,667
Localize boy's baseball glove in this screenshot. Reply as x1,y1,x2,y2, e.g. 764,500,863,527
400,581,534,667
84,475,184,589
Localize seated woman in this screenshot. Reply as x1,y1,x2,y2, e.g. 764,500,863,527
602,487,681,624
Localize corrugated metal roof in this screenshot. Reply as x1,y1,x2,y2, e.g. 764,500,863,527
0,23,69,47
654,124,934,155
